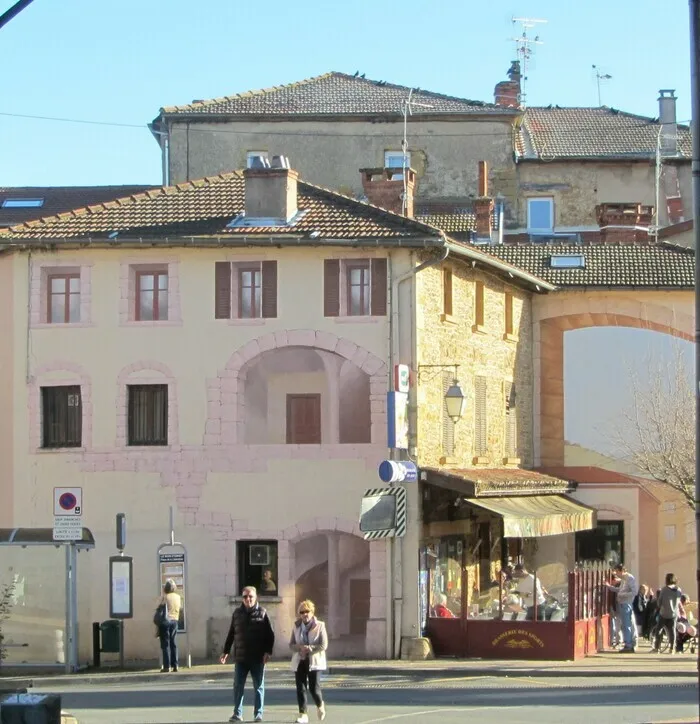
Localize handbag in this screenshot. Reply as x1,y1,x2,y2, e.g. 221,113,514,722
153,602,167,627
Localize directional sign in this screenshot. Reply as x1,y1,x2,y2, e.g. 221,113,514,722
378,460,418,484
54,487,83,516
53,517,83,541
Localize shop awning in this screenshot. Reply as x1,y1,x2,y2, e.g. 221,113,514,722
468,495,596,538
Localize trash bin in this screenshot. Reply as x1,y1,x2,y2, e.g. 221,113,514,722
100,619,121,653
0,693,61,724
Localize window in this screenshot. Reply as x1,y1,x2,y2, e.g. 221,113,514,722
664,524,676,542
441,372,455,458
442,267,453,317
42,386,82,448
246,151,269,168
504,292,514,337
324,258,387,317
686,522,696,543
661,501,677,512
474,281,485,328
237,540,278,596
128,384,168,446
385,151,411,169
214,261,277,319
549,255,585,269
504,382,517,459
474,376,487,458
2,198,44,208
48,273,80,323
527,198,554,232
575,521,624,566
136,270,168,321
287,394,321,444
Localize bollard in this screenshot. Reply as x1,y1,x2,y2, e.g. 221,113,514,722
92,621,101,668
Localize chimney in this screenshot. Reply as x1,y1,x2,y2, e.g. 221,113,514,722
595,202,654,243
494,61,521,108
360,167,416,217
473,161,495,241
658,89,678,156
243,155,298,222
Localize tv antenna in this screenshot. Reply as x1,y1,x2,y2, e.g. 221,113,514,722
510,16,546,106
592,65,613,106
399,89,433,215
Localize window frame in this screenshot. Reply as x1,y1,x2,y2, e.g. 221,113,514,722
135,269,169,322
41,385,82,449
384,151,411,169
286,393,322,444
2,198,44,208
127,384,169,446
527,197,554,232
47,272,81,324
346,261,371,317
237,263,262,319
237,540,279,596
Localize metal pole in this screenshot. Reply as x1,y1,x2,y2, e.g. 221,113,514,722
690,0,700,708
64,544,71,674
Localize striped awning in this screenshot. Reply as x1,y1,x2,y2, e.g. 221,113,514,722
468,495,596,538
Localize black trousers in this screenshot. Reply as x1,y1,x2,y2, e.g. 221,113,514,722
295,657,323,713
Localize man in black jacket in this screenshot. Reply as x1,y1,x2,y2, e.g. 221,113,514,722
220,586,275,723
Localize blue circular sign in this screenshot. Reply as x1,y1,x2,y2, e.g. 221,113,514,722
59,492,77,511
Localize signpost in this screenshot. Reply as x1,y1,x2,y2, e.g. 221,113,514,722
53,487,83,542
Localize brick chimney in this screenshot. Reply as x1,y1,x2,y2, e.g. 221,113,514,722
473,161,494,241
658,89,678,156
494,61,521,108
360,167,416,217
243,155,298,221
595,202,654,243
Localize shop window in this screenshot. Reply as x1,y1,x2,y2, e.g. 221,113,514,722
237,540,278,596
575,520,624,566
426,536,463,619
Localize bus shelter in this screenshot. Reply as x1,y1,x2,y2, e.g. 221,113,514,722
0,528,95,673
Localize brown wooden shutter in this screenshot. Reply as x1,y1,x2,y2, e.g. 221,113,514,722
286,394,322,444
324,259,340,317
370,258,387,316
215,262,232,319
505,382,517,458
442,372,455,458
443,267,453,316
474,376,488,457
261,260,277,318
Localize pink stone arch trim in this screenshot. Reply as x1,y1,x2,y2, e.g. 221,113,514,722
204,330,387,446
116,361,179,447
28,361,93,451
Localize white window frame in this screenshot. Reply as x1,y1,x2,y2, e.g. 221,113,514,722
527,197,554,232
664,524,676,542
247,151,269,168
384,151,410,171
2,197,44,208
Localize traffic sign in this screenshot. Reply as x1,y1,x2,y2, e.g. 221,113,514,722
54,487,83,516
378,459,418,484
53,517,83,541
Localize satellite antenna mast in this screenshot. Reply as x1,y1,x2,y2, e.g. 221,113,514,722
510,16,547,106
400,89,433,215
592,65,613,106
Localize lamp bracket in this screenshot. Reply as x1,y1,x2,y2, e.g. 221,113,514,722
417,363,460,383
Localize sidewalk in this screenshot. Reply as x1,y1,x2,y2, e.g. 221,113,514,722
1,650,696,688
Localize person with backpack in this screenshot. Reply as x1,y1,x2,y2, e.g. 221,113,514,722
653,573,683,654
156,579,182,672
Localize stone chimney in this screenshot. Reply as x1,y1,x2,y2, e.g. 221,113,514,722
494,61,521,108
243,155,298,221
473,161,494,241
658,89,678,156
360,167,416,217
595,202,654,243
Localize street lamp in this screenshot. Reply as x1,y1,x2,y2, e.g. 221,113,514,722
445,380,466,423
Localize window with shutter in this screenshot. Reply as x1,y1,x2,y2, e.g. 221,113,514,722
474,376,487,458
475,281,485,328
346,262,370,316
443,267,453,317
504,382,517,458
261,260,277,318
504,292,514,336
370,258,387,315
217,261,278,319
41,386,82,448
324,259,340,317
215,262,232,319
442,372,455,458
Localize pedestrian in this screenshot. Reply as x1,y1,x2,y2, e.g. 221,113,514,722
290,599,327,723
220,586,275,723
157,579,181,673
633,583,650,639
653,573,683,654
512,563,548,621
607,563,637,652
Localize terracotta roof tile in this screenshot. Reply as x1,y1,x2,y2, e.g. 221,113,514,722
517,107,692,160
159,72,510,118
416,212,476,233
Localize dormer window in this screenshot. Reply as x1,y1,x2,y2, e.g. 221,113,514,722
2,198,44,208
549,255,586,269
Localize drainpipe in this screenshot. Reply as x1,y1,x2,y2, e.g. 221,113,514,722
386,235,449,660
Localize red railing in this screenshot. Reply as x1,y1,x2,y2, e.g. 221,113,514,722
569,563,614,621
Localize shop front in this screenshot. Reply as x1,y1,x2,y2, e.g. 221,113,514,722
419,468,600,660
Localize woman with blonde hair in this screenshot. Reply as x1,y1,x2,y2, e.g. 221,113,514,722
158,578,182,672
289,599,328,723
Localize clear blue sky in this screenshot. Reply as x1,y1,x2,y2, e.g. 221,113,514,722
0,0,692,187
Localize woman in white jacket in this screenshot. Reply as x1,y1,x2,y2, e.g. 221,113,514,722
289,599,328,723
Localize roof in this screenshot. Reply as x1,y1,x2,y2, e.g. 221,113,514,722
423,467,576,498
0,172,443,241
157,72,512,119
539,466,649,486
0,185,157,227
485,241,694,289
517,107,692,160
416,212,476,234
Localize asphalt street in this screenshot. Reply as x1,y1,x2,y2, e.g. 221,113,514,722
31,670,699,724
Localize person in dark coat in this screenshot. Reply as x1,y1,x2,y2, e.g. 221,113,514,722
220,586,275,723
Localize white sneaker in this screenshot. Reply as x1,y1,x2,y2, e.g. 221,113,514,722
317,704,326,721
296,715,309,724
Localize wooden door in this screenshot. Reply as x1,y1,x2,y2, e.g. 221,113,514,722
350,579,370,635
286,394,321,444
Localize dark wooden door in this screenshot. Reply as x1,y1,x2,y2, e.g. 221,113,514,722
286,394,321,444
350,579,370,635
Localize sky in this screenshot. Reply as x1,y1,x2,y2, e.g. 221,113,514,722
0,0,692,187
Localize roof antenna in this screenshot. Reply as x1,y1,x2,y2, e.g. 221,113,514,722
592,65,613,107
400,89,433,215
510,16,547,107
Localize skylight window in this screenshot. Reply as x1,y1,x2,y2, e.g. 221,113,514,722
549,254,586,269
2,198,44,208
